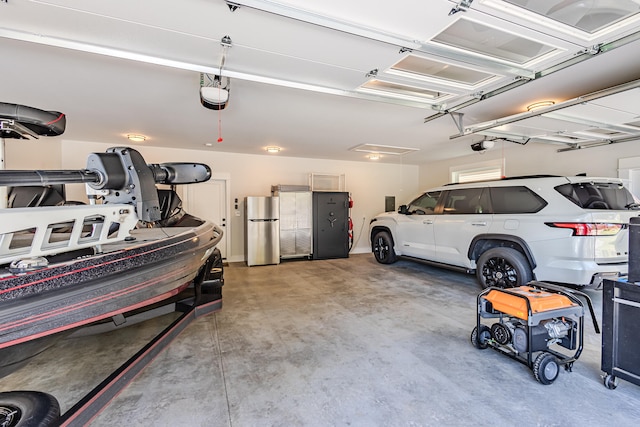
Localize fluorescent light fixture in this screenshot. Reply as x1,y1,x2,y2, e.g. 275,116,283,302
527,101,555,111
0,28,431,109
360,79,445,101
266,146,281,153
127,134,146,142
0,28,345,94
356,87,438,104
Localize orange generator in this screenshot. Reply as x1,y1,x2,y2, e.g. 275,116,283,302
471,282,598,385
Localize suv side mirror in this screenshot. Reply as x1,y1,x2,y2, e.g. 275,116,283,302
398,205,409,215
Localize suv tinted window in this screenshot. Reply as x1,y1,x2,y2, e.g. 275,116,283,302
555,182,638,210
407,191,441,214
441,188,489,214
490,186,547,214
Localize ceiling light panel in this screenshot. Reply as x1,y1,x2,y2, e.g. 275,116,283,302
431,17,557,65
350,144,419,155
389,55,496,86
503,0,640,34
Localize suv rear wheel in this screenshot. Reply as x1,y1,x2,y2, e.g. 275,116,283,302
476,247,532,289
372,230,397,264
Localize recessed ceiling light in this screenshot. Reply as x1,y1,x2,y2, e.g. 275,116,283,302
266,146,281,153
127,134,146,142
204,143,213,147
368,153,381,160
350,144,419,155
527,101,555,111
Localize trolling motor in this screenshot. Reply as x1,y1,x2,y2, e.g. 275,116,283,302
1,102,211,222
0,147,211,223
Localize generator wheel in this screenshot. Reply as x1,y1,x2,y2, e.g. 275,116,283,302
533,352,559,385
470,325,491,349
490,323,511,345
603,374,618,390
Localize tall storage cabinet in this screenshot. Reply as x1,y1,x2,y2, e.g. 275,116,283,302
312,191,349,260
602,278,640,389
272,186,312,259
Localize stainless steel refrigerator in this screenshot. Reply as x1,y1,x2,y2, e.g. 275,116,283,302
245,196,280,266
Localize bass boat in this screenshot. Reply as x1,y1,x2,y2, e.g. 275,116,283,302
0,103,223,377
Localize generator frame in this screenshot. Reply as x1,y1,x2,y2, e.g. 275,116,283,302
472,281,599,384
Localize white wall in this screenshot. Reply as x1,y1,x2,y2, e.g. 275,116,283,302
53,140,418,262
5,139,62,169
419,140,640,189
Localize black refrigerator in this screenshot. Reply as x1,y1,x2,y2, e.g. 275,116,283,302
312,191,349,260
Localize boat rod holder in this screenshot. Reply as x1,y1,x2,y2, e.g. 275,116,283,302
0,147,211,223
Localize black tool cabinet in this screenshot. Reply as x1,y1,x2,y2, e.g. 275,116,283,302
601,278,640,389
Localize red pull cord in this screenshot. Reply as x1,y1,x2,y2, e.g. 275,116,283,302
217,85,223,142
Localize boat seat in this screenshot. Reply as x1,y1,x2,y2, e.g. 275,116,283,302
8,186,66,208
0,102,66,139
158,189,183,220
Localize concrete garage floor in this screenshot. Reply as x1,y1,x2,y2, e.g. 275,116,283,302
2,254,640,426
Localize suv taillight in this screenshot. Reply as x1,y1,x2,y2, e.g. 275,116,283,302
546,222,624,236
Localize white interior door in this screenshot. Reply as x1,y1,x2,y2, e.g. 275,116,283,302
630,170,640,199
183,176,230,259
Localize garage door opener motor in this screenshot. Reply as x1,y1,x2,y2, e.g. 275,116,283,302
471,281,599,385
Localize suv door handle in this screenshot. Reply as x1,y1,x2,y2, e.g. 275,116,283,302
471,221,487,226
423,220,433,224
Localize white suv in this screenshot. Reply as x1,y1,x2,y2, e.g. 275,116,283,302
369,176,639,288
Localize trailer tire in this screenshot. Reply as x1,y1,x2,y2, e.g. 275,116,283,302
533,352,559,385
470,325,491,350
0,391,60,427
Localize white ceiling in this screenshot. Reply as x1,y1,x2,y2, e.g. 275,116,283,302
2,0,640,165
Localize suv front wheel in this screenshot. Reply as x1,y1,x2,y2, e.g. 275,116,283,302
372,230,397,264
476,247,532,289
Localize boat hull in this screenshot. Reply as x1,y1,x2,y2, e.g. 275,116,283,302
0,221,220,351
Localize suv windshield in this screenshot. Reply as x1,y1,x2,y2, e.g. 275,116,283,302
555,182,639,210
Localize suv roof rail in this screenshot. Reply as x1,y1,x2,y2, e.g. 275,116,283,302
500,174,562,180
443,174,562,186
